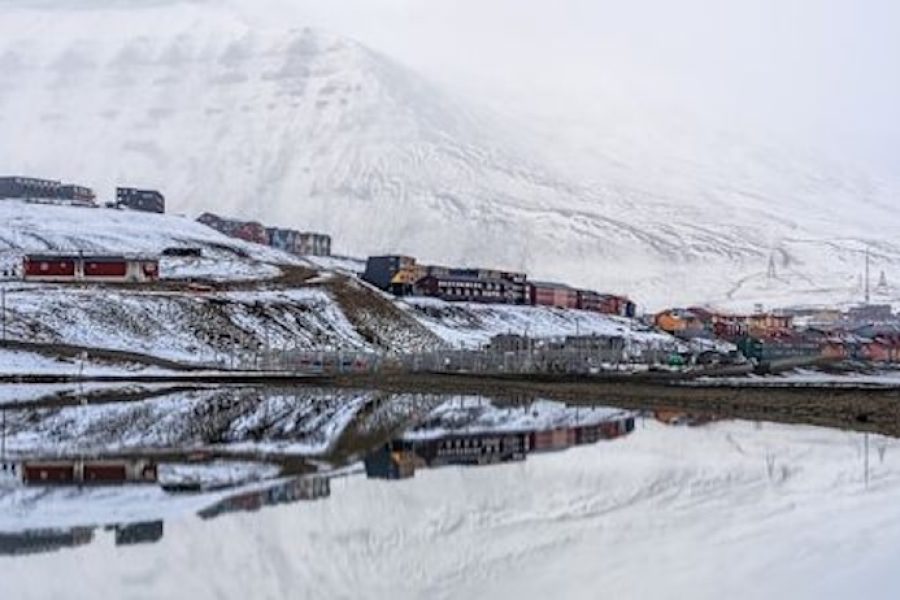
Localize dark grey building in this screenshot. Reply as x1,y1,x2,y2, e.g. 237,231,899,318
58,184,96,205
1,176,96,206
362,255,420,292
0,176,61,200
116,187,165,213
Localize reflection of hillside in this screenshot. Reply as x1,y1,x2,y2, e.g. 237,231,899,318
1,387,374,458
1,395,638,557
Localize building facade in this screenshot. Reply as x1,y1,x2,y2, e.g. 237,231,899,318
116,187,165,213
22,253,160,283
529,281,579,309
1,176,95,206
267,227,332,256
58,184,96,206
415,274,523,304
197,212,268,245
362,255,421,293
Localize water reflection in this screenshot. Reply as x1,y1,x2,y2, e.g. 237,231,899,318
0,521,165,557
364,404,635,480
0,385,892,572
198,476,331,520
0,388,644,556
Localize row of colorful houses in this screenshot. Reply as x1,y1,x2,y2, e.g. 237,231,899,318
654,307,794,339
655,305,900,365
197,212,332,257
362,254,636,316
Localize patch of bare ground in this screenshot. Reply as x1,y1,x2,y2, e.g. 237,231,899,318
320,275,443,352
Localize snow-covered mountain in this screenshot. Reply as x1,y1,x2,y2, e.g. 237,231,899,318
1,1,899,310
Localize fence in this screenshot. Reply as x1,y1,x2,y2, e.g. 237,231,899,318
397,347,676,376
215,348,383,375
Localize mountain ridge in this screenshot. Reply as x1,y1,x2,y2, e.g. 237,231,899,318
1,1,898,310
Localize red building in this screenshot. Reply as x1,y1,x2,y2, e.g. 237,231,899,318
576,290,636,317
23,254,159,283
197,212,268,245
234,222,268,245
529,281,579,309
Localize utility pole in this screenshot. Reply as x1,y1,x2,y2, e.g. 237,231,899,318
1,286,5,342
865,432,870,489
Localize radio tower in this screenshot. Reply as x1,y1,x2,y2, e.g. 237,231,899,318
864,246,871,305
767,255,776,279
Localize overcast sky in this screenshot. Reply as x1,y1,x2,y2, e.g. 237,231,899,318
3,0,898,175
223,0,898,176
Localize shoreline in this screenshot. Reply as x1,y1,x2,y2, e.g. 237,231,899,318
1,370,899,439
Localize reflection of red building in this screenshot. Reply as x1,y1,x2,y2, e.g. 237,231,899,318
531,428,577,451
21,460,158,485
23,254,159,283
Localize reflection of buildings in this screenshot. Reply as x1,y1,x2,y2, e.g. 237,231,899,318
400,433,529,467
366,433,528,479
365,412,636,480
653,409,717,427
0,520,165,556
110,521,164,546
19,459,158,486
364,447,423,480
0,527,95,556
198,476,330,520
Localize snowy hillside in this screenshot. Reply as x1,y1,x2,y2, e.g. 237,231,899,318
402,297,674,350
1,2,899,309
0,199,302,278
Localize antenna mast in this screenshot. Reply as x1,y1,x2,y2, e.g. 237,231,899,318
864,246,871,304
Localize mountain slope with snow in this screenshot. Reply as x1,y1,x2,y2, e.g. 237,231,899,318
1,1,899,309
0,199,302,278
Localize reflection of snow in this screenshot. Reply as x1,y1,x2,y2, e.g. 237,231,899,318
159,461,280,490
1,388,373,456
694,368,900,387
402,397,633,440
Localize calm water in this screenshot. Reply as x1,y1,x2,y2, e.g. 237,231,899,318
1,386,899,599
